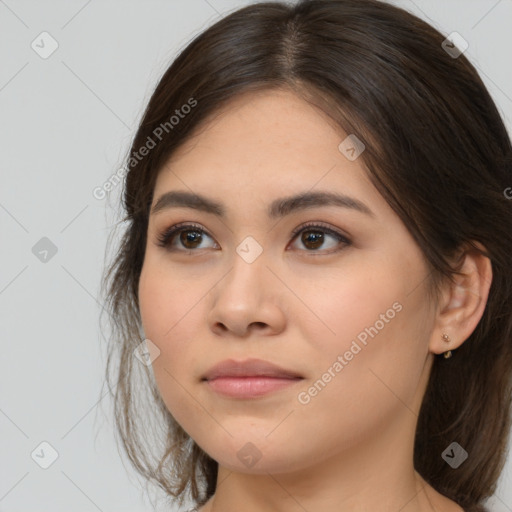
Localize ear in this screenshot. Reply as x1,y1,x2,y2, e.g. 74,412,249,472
429,242,493,355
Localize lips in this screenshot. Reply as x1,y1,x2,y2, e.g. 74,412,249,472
202,358,303,381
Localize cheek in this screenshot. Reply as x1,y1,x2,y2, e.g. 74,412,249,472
138,260,206,412
293,250,431,406
287,253,409,352
288,291,430,462
138,256,198,341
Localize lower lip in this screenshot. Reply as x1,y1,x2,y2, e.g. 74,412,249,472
205,376,303,398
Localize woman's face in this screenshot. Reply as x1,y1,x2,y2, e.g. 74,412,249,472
138,89,437,475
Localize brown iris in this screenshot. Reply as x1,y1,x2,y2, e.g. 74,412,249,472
180,230,203,249
301,230,324,250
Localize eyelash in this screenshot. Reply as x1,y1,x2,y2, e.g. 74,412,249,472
156,221,351,255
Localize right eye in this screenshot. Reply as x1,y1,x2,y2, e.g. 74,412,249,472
156,222,219,252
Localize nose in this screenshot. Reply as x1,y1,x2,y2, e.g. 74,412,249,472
206,250,286,338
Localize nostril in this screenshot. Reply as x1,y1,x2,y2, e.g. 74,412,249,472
250,322,267,329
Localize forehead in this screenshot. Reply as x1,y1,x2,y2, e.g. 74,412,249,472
174,89,344,149
154,89,372,191
149,88,406,234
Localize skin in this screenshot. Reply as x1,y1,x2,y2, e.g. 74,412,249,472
138,89,492,512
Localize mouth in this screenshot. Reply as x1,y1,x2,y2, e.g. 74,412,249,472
202,357,303,380
201,358,304,399
203,375,304,399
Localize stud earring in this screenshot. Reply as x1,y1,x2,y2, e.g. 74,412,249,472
441,333,452,358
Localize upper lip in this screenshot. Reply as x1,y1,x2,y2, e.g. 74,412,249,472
202,358,303,380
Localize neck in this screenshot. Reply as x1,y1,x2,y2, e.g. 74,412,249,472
203,409,443,512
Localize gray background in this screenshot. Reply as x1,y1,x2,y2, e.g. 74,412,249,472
1,0,511,511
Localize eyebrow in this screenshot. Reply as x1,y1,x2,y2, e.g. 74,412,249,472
150,190,375,219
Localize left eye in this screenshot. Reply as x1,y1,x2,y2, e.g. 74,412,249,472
289,224,350,252
156,222,351,253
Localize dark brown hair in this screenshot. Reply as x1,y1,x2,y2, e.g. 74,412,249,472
100,1,512,511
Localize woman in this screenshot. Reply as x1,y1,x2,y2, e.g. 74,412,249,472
101,1,512,511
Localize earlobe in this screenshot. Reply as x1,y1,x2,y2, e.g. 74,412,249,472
430,242,493,356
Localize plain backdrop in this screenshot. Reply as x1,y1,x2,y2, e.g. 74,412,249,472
1,1,511,511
